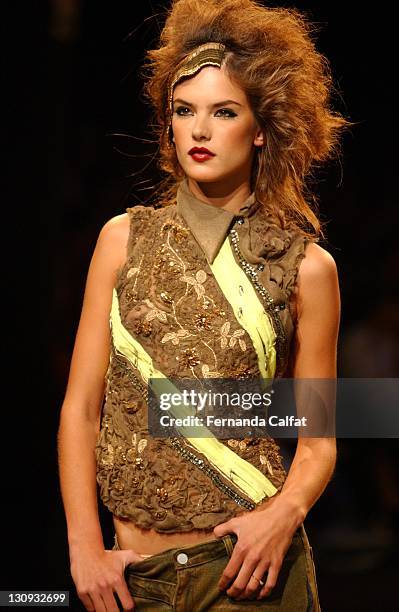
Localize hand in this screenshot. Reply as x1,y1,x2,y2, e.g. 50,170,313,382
70,546,142,611
213,495,303,601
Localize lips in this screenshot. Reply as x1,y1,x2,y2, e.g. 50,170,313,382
188,147,216,163
188,147,215,156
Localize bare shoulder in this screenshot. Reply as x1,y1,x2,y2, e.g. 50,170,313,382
96,213,130,270
99,212,130,247
292,243,341,378
296,242,340,316
299,242,338,280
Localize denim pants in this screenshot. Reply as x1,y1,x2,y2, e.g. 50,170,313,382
113,524,321,611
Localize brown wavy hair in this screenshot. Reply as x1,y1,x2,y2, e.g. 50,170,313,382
141,0,353,238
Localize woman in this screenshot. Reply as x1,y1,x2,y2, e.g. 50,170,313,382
57,0,349,610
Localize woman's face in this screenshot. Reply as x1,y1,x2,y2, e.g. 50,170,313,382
171,65,264,189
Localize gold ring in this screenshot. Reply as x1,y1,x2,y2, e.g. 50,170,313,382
252,574,265,586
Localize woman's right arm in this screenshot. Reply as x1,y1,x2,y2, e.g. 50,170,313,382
57,215,139,612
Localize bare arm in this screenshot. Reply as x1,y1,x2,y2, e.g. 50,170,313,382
57,214,137,611
276,242,340,521
58,214,127,552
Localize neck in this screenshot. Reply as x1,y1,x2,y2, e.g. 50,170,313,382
186,176,252,214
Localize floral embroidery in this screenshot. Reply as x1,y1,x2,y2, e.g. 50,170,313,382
121,216,254,378
161,329,190,345
180,269,207,299
230,331,246,351
219,321,247,352
125,254,144,303
144,299,168,323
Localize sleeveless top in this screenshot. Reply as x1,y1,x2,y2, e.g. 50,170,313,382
95,178,316,533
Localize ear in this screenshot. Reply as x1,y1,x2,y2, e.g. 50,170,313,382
253,127,264,147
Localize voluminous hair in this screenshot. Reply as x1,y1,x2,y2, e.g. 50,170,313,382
142,0,352,238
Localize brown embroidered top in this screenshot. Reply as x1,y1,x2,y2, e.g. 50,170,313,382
95,178,316,532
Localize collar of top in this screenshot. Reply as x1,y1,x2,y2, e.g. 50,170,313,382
176,177,260,264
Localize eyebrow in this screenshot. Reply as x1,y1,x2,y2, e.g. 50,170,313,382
173,98,242,108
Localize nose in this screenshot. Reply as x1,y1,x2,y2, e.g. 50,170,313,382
192,113,211,141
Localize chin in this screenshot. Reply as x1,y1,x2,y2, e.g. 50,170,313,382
183,165,227,184
188,174,220,184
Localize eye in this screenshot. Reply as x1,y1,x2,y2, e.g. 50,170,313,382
174,106,237,118
215,108,237,118
174,106,192,116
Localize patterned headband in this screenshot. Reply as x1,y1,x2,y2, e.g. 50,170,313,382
166,42,227,142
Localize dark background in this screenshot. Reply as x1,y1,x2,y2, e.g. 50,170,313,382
5,1,398,610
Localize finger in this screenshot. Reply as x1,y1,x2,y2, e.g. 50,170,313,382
213,520,233,538
88,593,107,612
257,562,280,600
116,578,135,611
235,570,268,601
123,549,145,567
225,557,260,600
239,560,272,601
218,548,244,592
100,588,121,612
77,592,95,611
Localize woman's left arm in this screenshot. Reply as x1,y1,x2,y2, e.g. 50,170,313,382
214,242,341,600
270,241,340,522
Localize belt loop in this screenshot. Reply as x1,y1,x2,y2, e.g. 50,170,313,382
222,534,236,557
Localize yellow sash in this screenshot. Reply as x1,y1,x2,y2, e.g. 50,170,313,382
209,237,276,379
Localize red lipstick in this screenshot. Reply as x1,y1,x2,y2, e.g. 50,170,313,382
188,147,216,162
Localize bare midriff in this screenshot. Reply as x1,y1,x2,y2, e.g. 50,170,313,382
113,515,218,557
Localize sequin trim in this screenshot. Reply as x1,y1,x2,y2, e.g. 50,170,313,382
169,437,255,511
229,219,288,377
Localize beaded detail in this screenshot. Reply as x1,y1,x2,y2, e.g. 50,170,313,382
229,218,288,377
169,438,255,511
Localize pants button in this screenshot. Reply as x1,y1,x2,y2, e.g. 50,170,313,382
177,552,189,565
